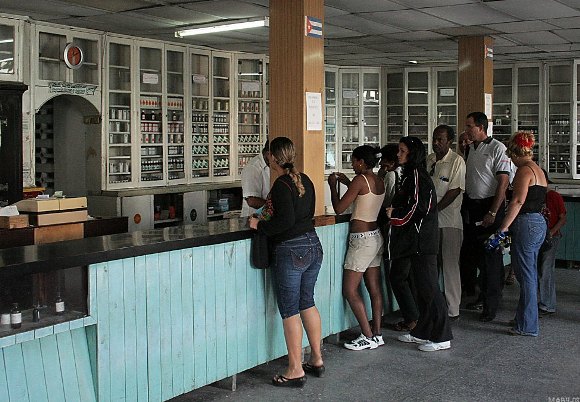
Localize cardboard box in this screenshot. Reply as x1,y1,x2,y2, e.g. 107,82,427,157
15,198,60,212
28,210,88,226
59,197,88,211
0,215,29,229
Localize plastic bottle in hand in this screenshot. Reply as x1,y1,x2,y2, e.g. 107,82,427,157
485,231,507,251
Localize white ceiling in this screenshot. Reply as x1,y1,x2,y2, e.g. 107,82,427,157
2,0,580,66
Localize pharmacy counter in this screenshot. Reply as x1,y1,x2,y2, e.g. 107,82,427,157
0,214,367,402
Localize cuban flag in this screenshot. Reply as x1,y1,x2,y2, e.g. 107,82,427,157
305,16,323,38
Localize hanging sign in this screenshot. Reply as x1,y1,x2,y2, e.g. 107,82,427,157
192,74,208,84
49,81,97,95
439,88,455,97
342,89,357,99
142,73,159,85
305,16,323,38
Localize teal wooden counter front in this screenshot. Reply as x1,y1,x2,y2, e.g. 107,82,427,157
1,222,371,401
557,200,579,262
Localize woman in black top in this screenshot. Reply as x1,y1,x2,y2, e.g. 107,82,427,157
493,132,547,336
387,136,452,352
249,137,324,387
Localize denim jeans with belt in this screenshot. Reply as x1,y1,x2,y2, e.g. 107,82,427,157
510,213,546,336
273,231,323,319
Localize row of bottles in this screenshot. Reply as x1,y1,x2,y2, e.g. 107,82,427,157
1,294,65,330
107,44,268,186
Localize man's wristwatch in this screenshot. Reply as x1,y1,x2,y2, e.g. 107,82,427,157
488,210,497,217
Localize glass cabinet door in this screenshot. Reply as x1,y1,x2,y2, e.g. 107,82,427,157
340,71,360,170
576,61,580,179
236,56,264,175
0,23,15,77
324,69,337,171
435,69,457,136
107,41,133,187
516,65,540,156
407,70,430,145
386,71,404,143
212,53,232,178
363,72,380,148
166,48,185,182
73,37,98,84
547,64,572,176
38,32,67,82
191,51,210,180
139,45,164,184
492,67,514,145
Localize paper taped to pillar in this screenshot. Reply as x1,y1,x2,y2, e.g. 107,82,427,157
306,92,322,131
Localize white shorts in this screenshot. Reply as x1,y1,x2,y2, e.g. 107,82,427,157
344,229,384,272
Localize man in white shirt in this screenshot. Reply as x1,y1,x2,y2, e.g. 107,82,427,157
463,112,511,322
427,125,466,320
240,141,270,217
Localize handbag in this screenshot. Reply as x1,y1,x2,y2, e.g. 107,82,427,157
251,232,271,269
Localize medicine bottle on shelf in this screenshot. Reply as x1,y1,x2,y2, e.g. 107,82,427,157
55,292,65,315
10,303,22,329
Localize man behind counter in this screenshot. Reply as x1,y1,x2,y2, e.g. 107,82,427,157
240,140,270,217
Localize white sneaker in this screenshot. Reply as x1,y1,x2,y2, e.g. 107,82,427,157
344,334,378,351
372,334,384,347
397,334,429,344
418,341,451,352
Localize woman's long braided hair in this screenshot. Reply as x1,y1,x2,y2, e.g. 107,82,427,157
270,137,305,197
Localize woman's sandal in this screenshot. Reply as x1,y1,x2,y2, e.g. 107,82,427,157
393,320,417,332
302,362,325,377
271,374,307,388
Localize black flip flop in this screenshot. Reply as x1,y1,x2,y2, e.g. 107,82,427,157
271,374,307,388
302,362,325,377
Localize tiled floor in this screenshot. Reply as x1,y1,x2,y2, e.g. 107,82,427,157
172,268,580,402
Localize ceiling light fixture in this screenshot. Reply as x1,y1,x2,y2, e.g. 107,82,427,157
175,17,269,37
409,60,418,64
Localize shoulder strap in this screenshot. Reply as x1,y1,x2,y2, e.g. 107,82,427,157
526,165,537,185
361,174,371,191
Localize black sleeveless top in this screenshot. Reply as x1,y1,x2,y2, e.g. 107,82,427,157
519,166,547,214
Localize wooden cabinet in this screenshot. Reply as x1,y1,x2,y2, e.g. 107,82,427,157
0,83,27,206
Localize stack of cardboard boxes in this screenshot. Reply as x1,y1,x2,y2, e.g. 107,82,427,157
14,197,88,226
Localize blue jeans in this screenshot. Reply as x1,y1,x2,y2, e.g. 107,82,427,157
273,231,323,319
538,236,559,312
510,213,546,336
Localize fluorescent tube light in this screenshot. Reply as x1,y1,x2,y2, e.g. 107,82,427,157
409,60,418,64
176,17,269,37
0,39,14,44
408,90,428,94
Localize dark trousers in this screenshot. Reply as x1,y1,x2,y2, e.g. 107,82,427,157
409,254,453,343
462,196,505,318
390,257,419,322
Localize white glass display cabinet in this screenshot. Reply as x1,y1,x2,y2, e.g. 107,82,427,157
212,52,233,180
324,67,338,172
385,71,404,144
434,68,458,136
36,26,100,86
338,68,381,171
236,55,266,176
406,69,431,147
166,46,186,184
492,66,514,145
139,44,165,185
492,64,542,161
106,39,134,188
575,60,580,179
517,64,542,159
191,50,211,181
546,63,572,177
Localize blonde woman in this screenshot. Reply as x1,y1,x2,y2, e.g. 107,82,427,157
249,137,324,387
490,132,547,336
